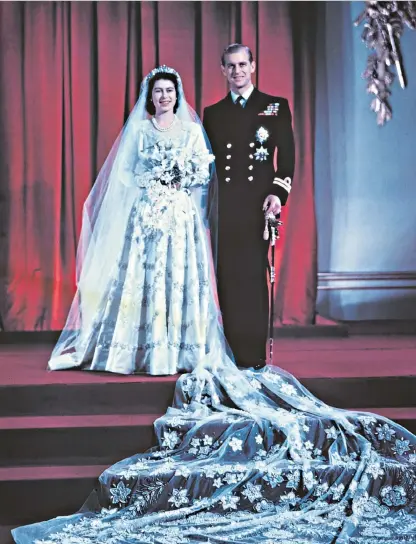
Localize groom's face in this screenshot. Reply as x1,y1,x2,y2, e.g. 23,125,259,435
221,49,256,94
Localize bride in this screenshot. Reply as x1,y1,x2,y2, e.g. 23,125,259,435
12,67,416,543
47,66,222,376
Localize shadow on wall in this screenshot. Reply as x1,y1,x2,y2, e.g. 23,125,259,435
313,2,416,321
317,289,416,321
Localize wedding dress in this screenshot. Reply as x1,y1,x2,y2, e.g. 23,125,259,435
46,68,218,376
50,118,215,375
12,68,416,543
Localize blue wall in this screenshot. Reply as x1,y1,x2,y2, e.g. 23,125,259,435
314,1,416,320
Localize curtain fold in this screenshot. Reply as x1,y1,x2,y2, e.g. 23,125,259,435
0,1,317,331
274,2,318,325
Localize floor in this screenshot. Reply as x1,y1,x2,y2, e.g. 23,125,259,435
1,336,416,386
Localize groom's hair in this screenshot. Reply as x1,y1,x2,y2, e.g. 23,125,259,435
146,72,180,115
221,43,254,66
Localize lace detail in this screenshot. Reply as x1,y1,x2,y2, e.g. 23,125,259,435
13,364,416,544
77,122,215,376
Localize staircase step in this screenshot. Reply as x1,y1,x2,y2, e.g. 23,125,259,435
0,465,105,525
2,447,415,527
2,407,416,525
274,324,349,338
0,414,159,429
274,345,416,378
301,376,416,409
0,379,177,417
2,375,416,418
0,464,106,481
0,525,15,544
2,408,416,468
0,414,161,467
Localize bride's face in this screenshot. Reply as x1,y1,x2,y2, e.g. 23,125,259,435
152,79,177,115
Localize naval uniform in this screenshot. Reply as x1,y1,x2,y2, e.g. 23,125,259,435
203,86,295,367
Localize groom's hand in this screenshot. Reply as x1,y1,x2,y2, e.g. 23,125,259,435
262,194,282,216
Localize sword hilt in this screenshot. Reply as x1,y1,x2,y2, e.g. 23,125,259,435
263,213,283,244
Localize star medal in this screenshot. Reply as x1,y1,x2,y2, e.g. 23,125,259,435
254,146,269,162
256,127,269,144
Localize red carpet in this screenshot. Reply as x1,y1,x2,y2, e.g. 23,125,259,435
2,336,416,386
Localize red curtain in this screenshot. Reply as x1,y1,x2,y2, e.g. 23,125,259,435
274,3,318,325
0,1,317,331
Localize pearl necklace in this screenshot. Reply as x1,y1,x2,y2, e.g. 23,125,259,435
151,115,177,132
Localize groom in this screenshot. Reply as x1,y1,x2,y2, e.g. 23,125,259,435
203,43,295,369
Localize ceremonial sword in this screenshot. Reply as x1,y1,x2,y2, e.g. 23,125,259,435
263,213,283,366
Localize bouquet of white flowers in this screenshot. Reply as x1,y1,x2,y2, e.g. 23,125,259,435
139,139,215,190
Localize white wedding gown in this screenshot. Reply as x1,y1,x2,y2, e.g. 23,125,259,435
48,119,217,375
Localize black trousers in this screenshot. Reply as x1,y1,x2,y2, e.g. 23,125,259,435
217,227,269,367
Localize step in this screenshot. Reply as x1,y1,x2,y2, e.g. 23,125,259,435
2,407,416,525
0,414,161,467
0,465,105,525
0,378,178,417
301,375,416,409
345,319,416,335
2,406,416,469
3,339,416,386
0,324,349,345
3,438,416,527
274,345,416,378
0,525,15,544
2,374,416,418
274,324,349,338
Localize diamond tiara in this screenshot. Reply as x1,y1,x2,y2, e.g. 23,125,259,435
146,65,182,84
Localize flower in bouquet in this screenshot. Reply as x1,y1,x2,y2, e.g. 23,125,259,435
142,139,214,189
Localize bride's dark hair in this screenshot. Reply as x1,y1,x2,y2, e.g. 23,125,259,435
146,72,180,115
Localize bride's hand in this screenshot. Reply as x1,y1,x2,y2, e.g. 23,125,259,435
262,194,281,216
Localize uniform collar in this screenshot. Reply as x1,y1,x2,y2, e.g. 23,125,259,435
230,84,255,104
